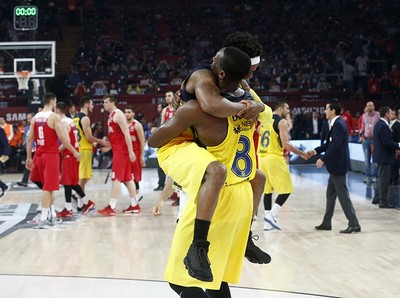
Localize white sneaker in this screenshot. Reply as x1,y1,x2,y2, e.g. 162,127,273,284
263,220,274,231
35,219,53,229
264,212,282,230
49,216,63,225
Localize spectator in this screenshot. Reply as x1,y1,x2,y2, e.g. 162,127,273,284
340,107,355,142
91,81,107,96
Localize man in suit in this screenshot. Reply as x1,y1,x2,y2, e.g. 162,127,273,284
389,109,400,185
306,110,323,140
309,101,361,233
372,106,399,208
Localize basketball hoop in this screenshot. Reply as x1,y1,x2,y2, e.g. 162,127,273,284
15,71,31,90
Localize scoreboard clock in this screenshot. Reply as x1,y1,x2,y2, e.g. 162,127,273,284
13,6,38,31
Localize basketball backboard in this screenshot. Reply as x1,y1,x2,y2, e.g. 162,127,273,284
0,41,55,78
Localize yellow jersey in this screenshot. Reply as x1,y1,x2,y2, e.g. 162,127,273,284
258,114,283,156
73,112,92,150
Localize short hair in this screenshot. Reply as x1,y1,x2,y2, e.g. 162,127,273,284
273,99,287,111
220,46,251,81
223,32,263,58
328,101,342,116
43,93,56,105
379,106,391,117
125,105,134,112
56,102,67,114
80,96,92,107
103,94,117,104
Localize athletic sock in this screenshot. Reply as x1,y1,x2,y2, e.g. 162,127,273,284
49,205,57,218
109,198,117,209
40,208,49,221
130,197,138,206
82,196,89,205
271,203,281,217
65,202,72,211
193,219,211,241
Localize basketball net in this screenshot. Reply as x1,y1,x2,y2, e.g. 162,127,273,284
15,71,31,90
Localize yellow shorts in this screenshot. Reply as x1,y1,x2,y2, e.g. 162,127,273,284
164,181,253,289
258,154,293,194
79,149,93,179
158,142,217,200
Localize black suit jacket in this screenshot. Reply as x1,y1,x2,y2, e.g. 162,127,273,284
373,119,398,165
314,117,351,175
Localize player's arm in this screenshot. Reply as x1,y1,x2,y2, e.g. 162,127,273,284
278,119,307,158
115,110,136,163
25,117,35,170
193,70,264,119
81,116,107,146
58,121,70,152
148,103,195,148
135,120,146,167
53,115,80,161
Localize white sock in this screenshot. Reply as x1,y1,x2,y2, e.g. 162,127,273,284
82,196,89,205
77,198,84,208
65,202,72,211
130,197,138,206
109,198,117,209
41,208,49,221
50,205,57,218
271,203,281,217
264,210,270,217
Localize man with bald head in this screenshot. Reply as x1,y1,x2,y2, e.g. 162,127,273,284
359,101,380,184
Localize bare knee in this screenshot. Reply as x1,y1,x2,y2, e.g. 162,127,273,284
205,161,227,183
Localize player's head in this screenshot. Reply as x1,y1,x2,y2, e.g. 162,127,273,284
274,99,290,118
211,47,251,86
165,91,174,105
80,96,94,113
103,94,117,112
56,102,67,115
223,32,262,79
43,93,57,110
124,105,135,121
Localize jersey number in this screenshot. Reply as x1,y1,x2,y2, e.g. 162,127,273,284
260,130,270,148
38,126,44,139
232,135,252,178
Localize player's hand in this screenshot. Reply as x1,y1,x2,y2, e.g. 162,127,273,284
237,101,265,119
300,152,309,160
153,200,163,216
74,151,81,162
100,139,110,147
0,155,9,163
241,79,250,90
25,157,33,170
140,157,146,167
129,151,136,163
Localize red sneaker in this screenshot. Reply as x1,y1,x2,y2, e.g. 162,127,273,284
171,199,180,207
123,204,141,214
56,208,73,218
169,192,179,201
82,200,95,215
98,205,116,216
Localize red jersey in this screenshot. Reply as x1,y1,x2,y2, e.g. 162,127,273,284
108,109,128,154
62,117,79,157
129,121,141,153
34,111,59,154
163,106,175,123
340,111,354,136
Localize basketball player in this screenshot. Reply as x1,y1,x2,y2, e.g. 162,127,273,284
149,47,268,290
26,93,81,228
73,96,107,213
98,95,140,216
258,99,309,231
55,102,90,218
151,61,258,297
124,106,146,202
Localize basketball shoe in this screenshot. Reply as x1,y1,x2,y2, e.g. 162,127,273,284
82,200,95,215
122,204,141,214
56,208,73,218
184,239,213,282
98,205,116,216
264,212,282,230
245,231,271,264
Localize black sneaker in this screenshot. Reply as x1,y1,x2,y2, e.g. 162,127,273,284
17,181,28,187
184,239,213,282
245,231,271,264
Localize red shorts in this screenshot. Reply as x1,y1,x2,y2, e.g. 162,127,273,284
112,153,133,183
30,153,60,191
60,155,79,185
131,151,142,182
